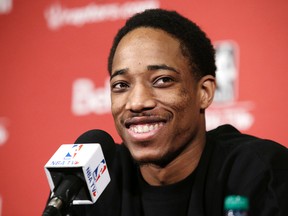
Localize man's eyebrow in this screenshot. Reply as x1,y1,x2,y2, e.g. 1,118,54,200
110,64,179,81
147,64,180,74
110,68,128,81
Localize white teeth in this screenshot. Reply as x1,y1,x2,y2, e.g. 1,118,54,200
143,125,149,132
130,123,162,134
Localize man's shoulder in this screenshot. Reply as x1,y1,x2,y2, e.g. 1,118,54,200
204,125,288,215
207,124,286,150
207,124,288,167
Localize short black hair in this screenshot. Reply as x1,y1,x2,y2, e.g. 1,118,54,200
108,8,216,79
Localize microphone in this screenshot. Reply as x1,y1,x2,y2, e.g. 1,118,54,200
42,129,115,216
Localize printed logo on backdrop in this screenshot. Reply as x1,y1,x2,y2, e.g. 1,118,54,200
0,118,9,146
44,0,160,30
206,41,255,131
72,78,111,115
0,0,12,14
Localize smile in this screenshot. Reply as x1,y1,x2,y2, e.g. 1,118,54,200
129,123,164,134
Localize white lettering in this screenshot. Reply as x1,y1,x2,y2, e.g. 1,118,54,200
45,1,160,30
0,121,9,146
0,0,12,14
206,102,255,131
72,78,111,116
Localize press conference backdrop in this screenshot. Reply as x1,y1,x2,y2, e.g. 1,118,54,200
0,0,287,215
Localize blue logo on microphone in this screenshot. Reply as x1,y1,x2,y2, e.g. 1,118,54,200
64,144,83,160
93,159,107,183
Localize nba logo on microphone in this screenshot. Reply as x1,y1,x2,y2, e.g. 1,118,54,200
64,144,83,160
93,159,107,182
91,159,107,197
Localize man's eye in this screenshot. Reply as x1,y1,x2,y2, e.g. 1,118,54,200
153,77,174,87
111,82,129,91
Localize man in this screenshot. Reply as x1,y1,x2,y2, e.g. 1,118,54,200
70,9,288,216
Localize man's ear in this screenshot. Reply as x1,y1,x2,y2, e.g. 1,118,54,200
198,75,216,109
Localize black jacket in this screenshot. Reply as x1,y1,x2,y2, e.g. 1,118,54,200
68,124,288,216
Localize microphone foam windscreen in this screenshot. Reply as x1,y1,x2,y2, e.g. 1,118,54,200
74,129,116,167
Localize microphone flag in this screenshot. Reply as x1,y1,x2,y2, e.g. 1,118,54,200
44,143,110,205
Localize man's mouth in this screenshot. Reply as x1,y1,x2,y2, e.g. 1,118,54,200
129,123,164,134
124,116,167,140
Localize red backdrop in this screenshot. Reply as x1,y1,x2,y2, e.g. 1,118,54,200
0,0,287,215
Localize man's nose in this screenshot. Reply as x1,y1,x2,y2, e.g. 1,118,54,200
125,84,156,112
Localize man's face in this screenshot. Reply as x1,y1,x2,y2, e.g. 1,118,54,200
110,27,205,166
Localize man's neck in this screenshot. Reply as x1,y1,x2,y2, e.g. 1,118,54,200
139,137,205,186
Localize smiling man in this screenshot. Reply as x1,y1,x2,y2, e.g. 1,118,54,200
69,9,288,216
109,25,215,186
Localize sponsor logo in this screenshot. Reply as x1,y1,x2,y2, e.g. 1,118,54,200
93,159,107,183
72,78,111,116
206,41,255,131
44,0,159,30
50,144,84,166
0,0,12,14
0,118,9,146
50,159,80,166
64,144,83,160
86,159,107,197
214,41,239,103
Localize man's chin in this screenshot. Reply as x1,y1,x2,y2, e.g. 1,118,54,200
131,142,189,168
133,155,175,168
136,161,168,168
